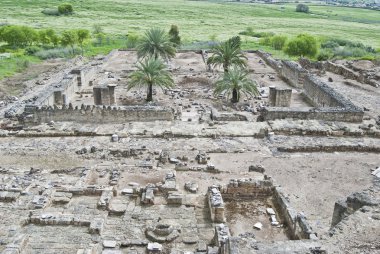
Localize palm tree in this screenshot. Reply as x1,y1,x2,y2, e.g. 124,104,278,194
214,67,259,103
137,28,176,60
207,37,247,73
128,57,174,102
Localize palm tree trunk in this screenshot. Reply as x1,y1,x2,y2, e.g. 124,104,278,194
231,88,239,103
147,83,153,101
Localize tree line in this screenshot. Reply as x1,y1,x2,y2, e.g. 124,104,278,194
0,25,90,55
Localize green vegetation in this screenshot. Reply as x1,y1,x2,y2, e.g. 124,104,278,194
58,3,73,15
207,37,247,73
137,28,176,60
169,25,181,47
296,4,309,13
214,67,259,103
128,57,174,101
1,0,378,47
284,34,318,58
0,0,379,79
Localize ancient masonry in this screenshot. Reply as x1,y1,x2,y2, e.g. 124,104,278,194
0,49,379,253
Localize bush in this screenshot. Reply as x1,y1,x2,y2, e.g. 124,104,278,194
296,4,309,13
58,3,73,15
25,46,41,56
42,8,60,16
169,25,181,47
259,36,272,46
284,34,317,58
35,47,80,59
126,33,139,49
239,28,274,38
271,35,287,50
317,49,333,61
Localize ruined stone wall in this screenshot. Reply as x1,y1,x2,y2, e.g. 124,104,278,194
260,107,364,122
261,74,364,122
325,61,361,81
25,105,174,124
221,178,274,200
280,61,308,89
303,75,346,108
256,50,282,72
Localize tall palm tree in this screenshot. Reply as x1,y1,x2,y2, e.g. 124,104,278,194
128,57,174,102
214,67,259,103
207,37,247,73
137,28,176,60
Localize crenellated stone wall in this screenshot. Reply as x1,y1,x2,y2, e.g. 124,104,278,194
24,104,175,124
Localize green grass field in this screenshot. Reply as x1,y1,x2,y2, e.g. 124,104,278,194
1,0,379,48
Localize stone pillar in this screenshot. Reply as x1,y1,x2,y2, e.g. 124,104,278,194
269,86,292,107
108,84,117,105
93,87,102,105
54,90,63,105
269,86,276,106
62,94,68,105
100,87,110,105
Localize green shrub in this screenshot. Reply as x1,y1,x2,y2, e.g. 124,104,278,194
317,49,333,61
169,25,181,47
284,34,317,58
321,40,340,49
259,36,272,46
271,35,287,50
35,47,80,59
16,59,30,71
58,3,73,15
126,33,139,49
296,4,309,13
239,28,274,38
25,46,41,56
42,8,60,16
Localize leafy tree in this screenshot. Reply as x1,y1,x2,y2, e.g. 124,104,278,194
1,25,38,48
46,29,59,47
296,4,309,13
76,29,90,55
168,25,181,47
137,28,176,60
61,30,78,54
284,34,318,58
271,35,287,50
214,67,259,103
207,37,247,73
58,3,73,15
128,57,174,101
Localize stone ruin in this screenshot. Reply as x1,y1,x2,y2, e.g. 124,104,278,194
0,49,379,253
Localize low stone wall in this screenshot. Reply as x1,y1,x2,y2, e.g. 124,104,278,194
256,50,282,72
24,104,175,124
221,178,274,200
208,186,226,223
261,106,364,122
260,74,364,123
304,75,353,108
331,190,380,227
211,108,247,121
219,178,315,240
280,61,308,89
325,61,379,88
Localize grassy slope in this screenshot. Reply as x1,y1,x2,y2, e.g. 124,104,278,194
0,0,379,48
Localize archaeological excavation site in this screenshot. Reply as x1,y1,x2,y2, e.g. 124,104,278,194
0,49,379,254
